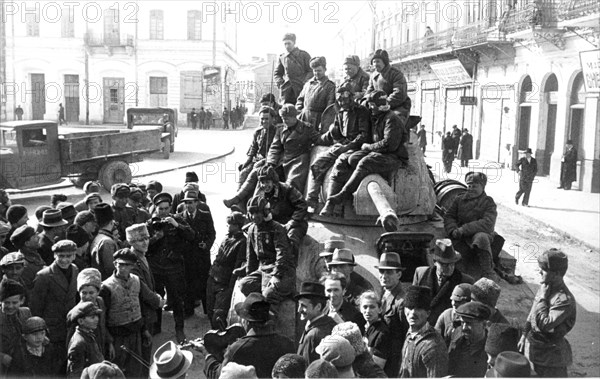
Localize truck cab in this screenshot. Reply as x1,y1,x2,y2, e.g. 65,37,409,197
127,107,178,158
0,121,62,189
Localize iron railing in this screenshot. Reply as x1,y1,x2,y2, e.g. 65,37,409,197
84,32,134,47
558,0,600,20
501,1,560,34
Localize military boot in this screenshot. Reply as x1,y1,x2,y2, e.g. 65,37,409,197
320,180,345,216
328,169,366,205
478,248,501,283
306,179,323,212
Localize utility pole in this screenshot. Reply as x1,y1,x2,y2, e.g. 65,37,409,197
369,0,377,52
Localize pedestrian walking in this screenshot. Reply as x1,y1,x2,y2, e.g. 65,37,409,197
14,105,23,121
558,139,577,190
58,103,67,125
515,148,537,206
190,108,198,130
417,125,427,155
458,128,473,167
442,132,455,173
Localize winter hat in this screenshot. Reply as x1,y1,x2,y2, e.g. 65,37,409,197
66,224,90,248
146,180,163,193
310,56,326,69
279,104,298,118
111,183,130,198
185,171,199,183
343,55,361,67
226,212,246,227
365,90,389,107
403,285,432,310
282,33,296,43
6,204,27,224
538,248,568,274
75,210,95,227
77,268,102,291
93,203,114,226
81,360,126,379
126,223,149,242
82,181,101,194
370,49,390,66
305,359,338,378
332,322,368,355
84,193,102,205
316,335,356,368
9,225,36,249
271,354,307,379
472,278,501,307
0,279,26,300
219,362,257,379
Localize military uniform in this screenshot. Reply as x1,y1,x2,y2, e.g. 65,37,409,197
274,47,313,104
296,75,336,132
344,67,371,101
238,124,278,187
365,65,411,123
267,119,320,194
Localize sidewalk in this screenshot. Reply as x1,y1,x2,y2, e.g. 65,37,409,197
425,149,600,250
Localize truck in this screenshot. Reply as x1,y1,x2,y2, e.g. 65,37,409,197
126,107,178,159
0,120,163,190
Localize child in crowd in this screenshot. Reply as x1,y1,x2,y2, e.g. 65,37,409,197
66,301,104,378
0,279,31,375
8,316,61,377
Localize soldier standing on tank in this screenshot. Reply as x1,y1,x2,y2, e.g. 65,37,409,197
274,33,313,105
321,90,408,216
295,56,336,133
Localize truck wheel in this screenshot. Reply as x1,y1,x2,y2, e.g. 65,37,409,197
99,160,132,189
163,138,171,159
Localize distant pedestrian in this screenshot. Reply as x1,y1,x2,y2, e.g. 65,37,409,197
58,103,67,125
190,108,198,130
442,132,455,173
206,109,213,129
199,107,206,129
417,125,427,155
458,128,473,167
223,107,230,129
14,105,23,121
515,148,537,206
558,139,577,190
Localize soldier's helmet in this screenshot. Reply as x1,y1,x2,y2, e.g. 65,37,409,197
247,195,271,216
257,165,279,183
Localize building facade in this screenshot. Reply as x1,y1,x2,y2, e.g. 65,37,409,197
1,0,239,125
337,0,599,193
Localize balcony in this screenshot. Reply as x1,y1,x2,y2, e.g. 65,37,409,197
557,0,600,28
84,32,135,56
502,1,560,36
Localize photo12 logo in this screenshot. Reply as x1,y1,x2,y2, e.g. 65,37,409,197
199,1,339,23
2,2,139,24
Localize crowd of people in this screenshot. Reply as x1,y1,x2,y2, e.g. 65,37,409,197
188,106,247,130
0,31,577,379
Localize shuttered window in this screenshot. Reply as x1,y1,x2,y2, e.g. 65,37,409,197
150,10,164,40
187,10,202,40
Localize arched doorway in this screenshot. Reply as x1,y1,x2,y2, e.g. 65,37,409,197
567,72,585,154
514,75,533,167
539,73,558,175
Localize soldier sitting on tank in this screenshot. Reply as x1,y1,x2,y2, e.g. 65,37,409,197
321,90,408,217
444,172,500,282
236,196,296,306
306,84,370,213
236,106,279,189
260,93,283,124
326,248,374,306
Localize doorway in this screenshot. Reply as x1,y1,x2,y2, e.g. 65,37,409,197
30,74,45,120
64,74,80,123
103,77,125,124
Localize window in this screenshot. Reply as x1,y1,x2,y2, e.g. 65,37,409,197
150,10,164,40
22,128,48,147
110,89,118,103
61,7,74,37
150,76,168,107
25,13,39,36
187,10,202,40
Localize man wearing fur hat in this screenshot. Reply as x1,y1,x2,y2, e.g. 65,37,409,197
274,33,313,104
399,285,448,378
11,225,44,293
30,240,79,365
322,90,408,217
206,211,247,328
444,171,500,282
307,84,370,213
364,49,411,126
90,203,119,280
110,184,137,242
519,248,575,377
448,301,491,377
342,55,370,101
296,56,336,132
413,239,474,324
471,277,508,325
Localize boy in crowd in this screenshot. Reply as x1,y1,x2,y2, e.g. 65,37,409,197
0,279,31,374
8,316,61,377
66,301,104,378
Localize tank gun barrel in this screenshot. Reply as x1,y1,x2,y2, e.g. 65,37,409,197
367,180,399,232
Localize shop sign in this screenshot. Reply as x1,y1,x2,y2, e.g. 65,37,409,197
429,60,471,86
460,96,477,105
579,49,600,93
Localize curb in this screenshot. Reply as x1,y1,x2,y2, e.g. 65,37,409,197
8,147,236,198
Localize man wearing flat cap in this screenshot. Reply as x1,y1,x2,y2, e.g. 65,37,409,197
307,84,370,213
322,90,408,216
11,225,44,293
444,171,500,281
74,181,101,212
448,301,491,377
296,56,336,132
364,49,411,127
66,301,104,378
110,183,137,243
399,285,449,378
200,292,295,379
274,33,313,104
236,105,280,188
342,55,370,101
413,238,474,324
519,248,575,377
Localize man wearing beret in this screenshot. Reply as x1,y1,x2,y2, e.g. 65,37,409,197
519,248,576,377
236,106,280,188
322,90,408,217
448,301,491,377
307,85,370,213
266,103,321,194
296,56,336,132
342,55,370,101
399,285,448,378
11,225,44,293
146,192,194,344
90,203,119,280
364,49,411,127
30,239,79,365
444,171,500,282
110,183,137,242
274,33,313,105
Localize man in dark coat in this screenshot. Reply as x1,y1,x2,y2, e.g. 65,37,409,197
296,282,338,364
206,109,213,129
322,90,408,215
110,184,137,243
320,272,365,334
558,140,577,190
442,131,455,173
364,49,411,126
459,128,473,167
412,238,474,325
296,56,336,132
66,301,105,378
222,107,230,129
519,249,576,377
342,55,370,101
274,33,312,104
451,125,462,150
14,105,24,120
306,85,370,212
417,124,428,155
177,191,215,317
515,148,538,206
444,172,499,282
199,107,206,129
206,212,246,328
201,293,295,379
190,108,198,130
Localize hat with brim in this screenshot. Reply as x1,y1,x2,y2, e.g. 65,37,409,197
153,192,173,206
182,191,199,202
149,341,193,379
67,301,103,323
39,209,68,227
433,238,461,263
234,292,271,322
320,239,345,258
375,252,405,270
488,351,531,377
328,248,356,266
456,301,491,321
294,281,327,300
